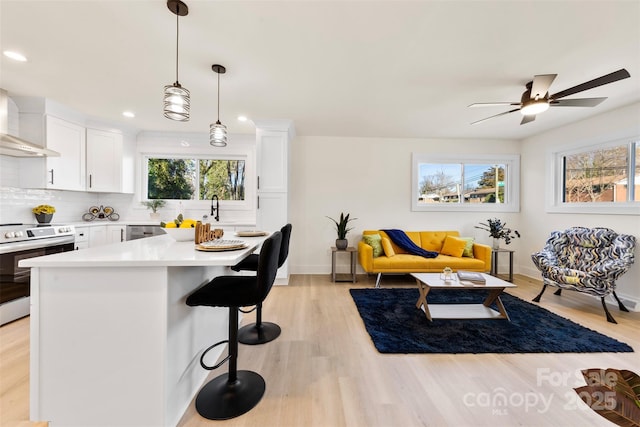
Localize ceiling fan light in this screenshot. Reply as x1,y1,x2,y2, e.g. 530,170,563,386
520,100,549,116
210,121,227,147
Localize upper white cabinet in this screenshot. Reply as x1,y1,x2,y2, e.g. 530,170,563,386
256,129,288,193
19,115,86,191
14,96,132,193
86,128,123,193
46,116,86,191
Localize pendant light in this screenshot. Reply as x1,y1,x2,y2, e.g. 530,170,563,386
163,0,190,122
210,64,228,147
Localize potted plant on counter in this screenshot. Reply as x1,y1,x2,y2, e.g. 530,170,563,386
327,212,356,250
32,204,56,224
142,199,166,220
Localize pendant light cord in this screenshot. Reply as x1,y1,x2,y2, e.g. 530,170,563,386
217,72,220,121
175,8,179,84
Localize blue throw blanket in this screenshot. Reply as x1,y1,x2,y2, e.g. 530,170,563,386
381,229,438,258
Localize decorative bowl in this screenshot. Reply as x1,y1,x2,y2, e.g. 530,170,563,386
163,227,195,242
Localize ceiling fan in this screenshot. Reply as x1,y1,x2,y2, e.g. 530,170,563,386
469,68,630,125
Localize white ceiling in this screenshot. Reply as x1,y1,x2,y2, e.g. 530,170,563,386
1,0,639,140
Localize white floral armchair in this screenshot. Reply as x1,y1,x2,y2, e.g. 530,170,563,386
531,227,636,323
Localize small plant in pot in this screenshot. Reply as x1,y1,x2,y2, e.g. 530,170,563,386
327,212,356,250
475,218,520,249
142,199,166,220
32,204,56,224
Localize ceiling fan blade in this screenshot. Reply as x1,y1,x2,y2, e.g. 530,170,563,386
530,74,557,99
550,68,630,100
550,97,607,107
468,102,520,108
471,108,520,125
521,115,536,125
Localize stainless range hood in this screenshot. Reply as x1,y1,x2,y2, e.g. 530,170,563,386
0,89,60,157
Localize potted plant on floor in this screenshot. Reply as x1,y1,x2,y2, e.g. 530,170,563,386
32,204,56,224
327,212,356,250
142,199,166,220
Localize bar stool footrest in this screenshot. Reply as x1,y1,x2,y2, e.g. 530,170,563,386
195,370,266,420
200,339,230,370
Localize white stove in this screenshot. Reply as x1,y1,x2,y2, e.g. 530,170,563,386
0,223,75,253
0,223,76,325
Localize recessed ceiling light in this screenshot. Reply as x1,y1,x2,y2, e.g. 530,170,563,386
237,115,248,122
180,140,190,147
122,111,135,118
3,51,27,62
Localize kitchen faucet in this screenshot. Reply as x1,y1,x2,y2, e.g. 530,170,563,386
210,195,220,222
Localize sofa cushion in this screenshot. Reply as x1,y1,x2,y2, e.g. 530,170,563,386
460,237,475,257
371,254,486,271
381,237,395,257
378,231,422,254
440,235,467,257
419,231,459,252
362,234,383,257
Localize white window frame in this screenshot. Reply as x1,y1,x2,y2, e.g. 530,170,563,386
137,146,255,213
411,153,520,212
547,137,640,216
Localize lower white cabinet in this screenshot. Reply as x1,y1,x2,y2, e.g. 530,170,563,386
106,225,125,244
74,227,89,250
85,225,125,248
89,226,107,247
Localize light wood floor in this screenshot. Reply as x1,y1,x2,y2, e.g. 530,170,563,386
1,274,639,427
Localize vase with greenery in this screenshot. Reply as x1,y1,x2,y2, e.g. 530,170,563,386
142,199,166,220
475,218,520,249
32,204,56,224
327,212,356,250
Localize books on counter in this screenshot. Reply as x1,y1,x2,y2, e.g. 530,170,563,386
457,270,486,284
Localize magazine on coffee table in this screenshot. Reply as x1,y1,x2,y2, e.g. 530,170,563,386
456,270,486,284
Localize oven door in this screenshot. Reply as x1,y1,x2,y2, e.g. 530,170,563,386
0,237,74,325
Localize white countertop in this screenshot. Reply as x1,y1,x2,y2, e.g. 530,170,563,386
68,220,256,228
19,234,266,268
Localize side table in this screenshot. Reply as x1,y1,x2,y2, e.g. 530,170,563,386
490,248,514,282
331,246,357,283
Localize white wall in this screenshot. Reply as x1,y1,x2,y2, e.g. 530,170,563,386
520,102,640,306
289,136,521,273
289,104,640,310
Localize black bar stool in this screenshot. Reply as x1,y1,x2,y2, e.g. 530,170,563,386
186,231,282,420
231,223,292,345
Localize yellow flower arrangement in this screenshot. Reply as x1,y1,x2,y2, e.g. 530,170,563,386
32,204,56,215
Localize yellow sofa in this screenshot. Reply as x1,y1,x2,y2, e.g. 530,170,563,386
358,230,492,287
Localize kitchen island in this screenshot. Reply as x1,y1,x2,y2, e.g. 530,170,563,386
19,233,267,427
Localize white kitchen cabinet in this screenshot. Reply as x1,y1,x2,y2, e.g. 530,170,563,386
255,122,293,280
74,227,89,250
19,115,86,191
89,225,107,247
256,129,288,193
86,128,123,193
256,192,288,237
106,224,125,244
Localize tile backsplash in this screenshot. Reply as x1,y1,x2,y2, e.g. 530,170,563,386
0,186,104,224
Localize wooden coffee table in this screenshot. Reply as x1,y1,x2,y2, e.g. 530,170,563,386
411,273,517,321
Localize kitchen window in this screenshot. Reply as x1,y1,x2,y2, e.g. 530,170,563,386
548,138,639,215
411,154,520,212
144,156,246,201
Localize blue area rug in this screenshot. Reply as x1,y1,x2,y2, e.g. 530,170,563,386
349,288,633,354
